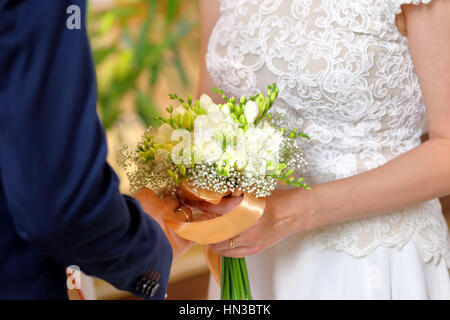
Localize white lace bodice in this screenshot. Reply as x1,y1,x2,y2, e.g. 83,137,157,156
206,0,450,267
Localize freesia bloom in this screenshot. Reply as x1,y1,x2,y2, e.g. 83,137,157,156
153,123,173,144
199,94,214,110
244,100,259,125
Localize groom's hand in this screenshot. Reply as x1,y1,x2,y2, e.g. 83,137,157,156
133,189,193,261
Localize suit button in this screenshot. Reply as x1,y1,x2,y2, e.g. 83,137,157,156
136,270,161,298
150,283,160,297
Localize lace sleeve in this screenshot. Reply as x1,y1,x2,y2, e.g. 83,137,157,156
388,0,433,23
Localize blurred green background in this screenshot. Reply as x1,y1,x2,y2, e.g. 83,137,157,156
88,0,200,130
88,0,201,193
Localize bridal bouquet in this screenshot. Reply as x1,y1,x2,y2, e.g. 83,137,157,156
118,84,310,300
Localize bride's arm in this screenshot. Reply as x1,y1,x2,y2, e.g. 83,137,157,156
197,0,220,99
303,1,450,230
198,1,450,258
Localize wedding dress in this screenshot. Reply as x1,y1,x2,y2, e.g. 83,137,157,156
206,0,450,299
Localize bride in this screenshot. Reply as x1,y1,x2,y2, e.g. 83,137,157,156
194,0,450,299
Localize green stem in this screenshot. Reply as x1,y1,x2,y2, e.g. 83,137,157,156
229,257,238,300
239,258,253,300
221,256,230,300
220,256,225,299
227,257,234,300
232,258,246,299
222,257,253,300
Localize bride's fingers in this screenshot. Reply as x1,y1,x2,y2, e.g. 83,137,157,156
209,234,248,252
216,246,258,258
208,240,230,252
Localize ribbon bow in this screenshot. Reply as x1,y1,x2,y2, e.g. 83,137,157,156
165,180,265,285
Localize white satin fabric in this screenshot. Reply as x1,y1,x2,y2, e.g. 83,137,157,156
208,234,450,299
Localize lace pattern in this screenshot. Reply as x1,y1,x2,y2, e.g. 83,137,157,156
207,0,450,267
295,199,450,267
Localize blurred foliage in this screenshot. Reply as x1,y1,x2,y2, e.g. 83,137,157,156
88,0,197,129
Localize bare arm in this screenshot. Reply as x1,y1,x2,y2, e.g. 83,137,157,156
197,0,220,100
302,0,450,230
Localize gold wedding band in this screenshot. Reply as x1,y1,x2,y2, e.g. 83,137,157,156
229,238,235,249
175,206,193,222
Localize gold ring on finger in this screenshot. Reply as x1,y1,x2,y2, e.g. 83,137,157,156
229,238,235,249
175,206,193,222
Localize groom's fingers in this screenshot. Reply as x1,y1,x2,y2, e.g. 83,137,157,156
193,196,244,215
133,188,182,223
208,240,229,252
133,188,180,212
161,198,180,215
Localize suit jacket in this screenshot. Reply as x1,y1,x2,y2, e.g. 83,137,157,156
0,0,172,299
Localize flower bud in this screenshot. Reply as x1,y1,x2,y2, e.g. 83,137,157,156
182,109,196,131
239,114,247,125
199,94,213,109
244,100,259,124
179,164,187,177
167,169,178,182
284,169,294,177
221,104,230,115
153,123,174,144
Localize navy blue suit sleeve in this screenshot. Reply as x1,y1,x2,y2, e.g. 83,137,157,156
0,0,172,299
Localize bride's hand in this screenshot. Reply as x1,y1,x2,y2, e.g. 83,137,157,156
133,188,196,261
188,188,311,258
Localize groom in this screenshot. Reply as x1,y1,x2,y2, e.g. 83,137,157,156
0,1,187,299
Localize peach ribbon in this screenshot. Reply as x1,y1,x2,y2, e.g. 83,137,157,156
165,180,266,285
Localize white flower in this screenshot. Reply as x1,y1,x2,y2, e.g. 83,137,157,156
225,145,248,170
244,100,259,125
201,140,223,163
221,104,230,115
174,99,285,176
206,103,220,114
243,124,283,174
153,123,173,144
199,94,214,110
193,115,213,145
